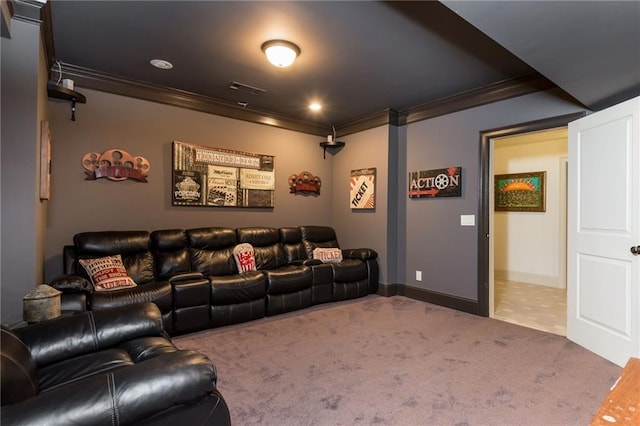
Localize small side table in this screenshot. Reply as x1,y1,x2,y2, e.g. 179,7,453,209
590,357,640,425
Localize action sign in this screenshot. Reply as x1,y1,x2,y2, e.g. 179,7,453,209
408,166,462,198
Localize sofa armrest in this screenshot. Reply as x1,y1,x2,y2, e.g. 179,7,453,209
341,248,378,260
167,271,206,283
0,351,224,426
49,274,93,294
13,303,163,368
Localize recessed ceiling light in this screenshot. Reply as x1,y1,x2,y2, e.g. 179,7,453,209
150,59,173,70
309,103,322,111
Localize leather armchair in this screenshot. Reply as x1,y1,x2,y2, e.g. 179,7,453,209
1,303,230,426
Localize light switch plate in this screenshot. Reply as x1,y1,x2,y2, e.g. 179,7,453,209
460,214,475,226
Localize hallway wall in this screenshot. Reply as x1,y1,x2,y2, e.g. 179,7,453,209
494,130,568,288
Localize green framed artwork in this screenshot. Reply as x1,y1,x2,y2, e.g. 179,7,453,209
494,171,546,212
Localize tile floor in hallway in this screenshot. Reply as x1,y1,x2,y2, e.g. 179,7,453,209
493,279,567,336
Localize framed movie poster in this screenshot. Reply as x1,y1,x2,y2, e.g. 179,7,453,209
172,141,275,208
494,171,546,212
350,168,376,209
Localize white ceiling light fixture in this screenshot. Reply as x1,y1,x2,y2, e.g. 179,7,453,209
261,40,300,68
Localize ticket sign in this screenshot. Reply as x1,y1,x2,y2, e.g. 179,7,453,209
350,168,376,209
408,166,462,198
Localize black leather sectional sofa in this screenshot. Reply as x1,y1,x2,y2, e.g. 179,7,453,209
52,226,379,336
1,303,231,425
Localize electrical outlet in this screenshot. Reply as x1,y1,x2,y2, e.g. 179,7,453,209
416,270,422,281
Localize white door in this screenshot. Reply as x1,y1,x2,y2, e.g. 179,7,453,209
567,97,640,367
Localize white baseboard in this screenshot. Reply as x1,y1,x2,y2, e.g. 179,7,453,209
494,270,561,288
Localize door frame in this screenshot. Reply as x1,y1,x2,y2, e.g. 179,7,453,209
477,112,585,316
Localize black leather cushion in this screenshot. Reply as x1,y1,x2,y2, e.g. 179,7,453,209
150,229,191,280
13,303,164,367
264,265,312,294
1,351,220,426
173,278,210,308
299,226,340,259
117,336,180,362
1,327,39,406
38,348,134,391
90,281,172,313
342,247,378,260
209,272,266,304
73,231,155,284
237,227,287,269
331,259,368,282
279,227,307,263
187,227,238,276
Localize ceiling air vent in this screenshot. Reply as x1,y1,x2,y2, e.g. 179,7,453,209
229,81,266,96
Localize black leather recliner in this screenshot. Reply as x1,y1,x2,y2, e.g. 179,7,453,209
237,227,313,316
186,227,267,327
0,303,231,426
57,231,175,333
300,226,379,300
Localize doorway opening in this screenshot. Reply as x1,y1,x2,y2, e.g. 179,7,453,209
490,129,568,335
477,112,586,331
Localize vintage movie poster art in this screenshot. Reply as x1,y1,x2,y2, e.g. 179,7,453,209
172,141,275,208
350,168,376,209
408,166,462,198
494,171,546,212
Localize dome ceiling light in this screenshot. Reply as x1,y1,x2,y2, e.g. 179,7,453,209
261,40,300,68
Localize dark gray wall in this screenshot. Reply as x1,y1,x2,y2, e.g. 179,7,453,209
403,88,585,301
1,18,49,324
330,125,391,284
44,89,340,280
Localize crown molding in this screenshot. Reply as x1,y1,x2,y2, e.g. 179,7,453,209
398,73,558,125
336,109,400,137
48,62,557,137
56,62,331,137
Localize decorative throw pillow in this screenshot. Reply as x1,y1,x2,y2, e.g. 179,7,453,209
233,243,257,272
312,247,343,263
78,255,137,292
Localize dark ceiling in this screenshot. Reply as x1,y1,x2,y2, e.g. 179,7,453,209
46,1,640,132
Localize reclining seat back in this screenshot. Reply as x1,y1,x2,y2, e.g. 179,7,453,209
150,229,191,280
280,227,333,305
299,226,371,301
71,231,173,328
186,227,237,276
237,227,287,270
186,227,266,327
237,227,312,316
151,229,210,335
73,231,155,284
